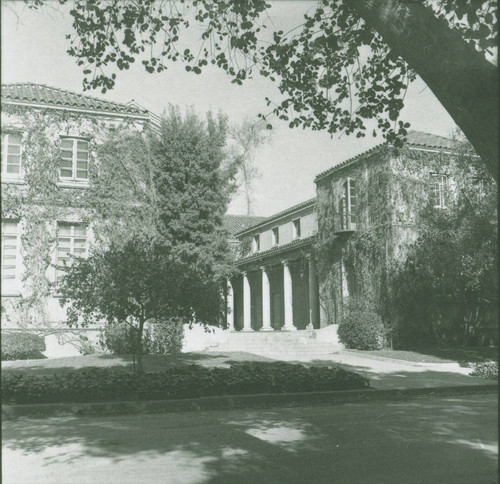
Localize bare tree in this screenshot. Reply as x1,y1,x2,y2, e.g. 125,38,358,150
230,118,271,215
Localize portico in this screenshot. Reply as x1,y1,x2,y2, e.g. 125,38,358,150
228,236,320,331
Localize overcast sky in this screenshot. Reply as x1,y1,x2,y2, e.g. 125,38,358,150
2,1,457,216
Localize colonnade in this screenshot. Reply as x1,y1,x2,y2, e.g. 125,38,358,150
227,255,319,331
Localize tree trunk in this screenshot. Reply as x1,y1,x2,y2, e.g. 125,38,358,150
349,0,498,181
135,319,145,374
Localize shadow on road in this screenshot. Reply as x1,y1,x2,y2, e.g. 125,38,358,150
3,394,497,484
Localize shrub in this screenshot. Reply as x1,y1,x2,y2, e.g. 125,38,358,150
1,362,369,405
1,332,46,361
469,361,498,380
99,318,184,355
338,299,386,350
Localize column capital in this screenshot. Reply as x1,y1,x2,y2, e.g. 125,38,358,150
260,265,267,272
241,270,247,277
281,259,289,267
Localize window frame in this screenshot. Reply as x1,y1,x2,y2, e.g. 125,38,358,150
271,227,279,246
340,178,357,230
59,136,90,182
292,218,301,239
252,234,260,253
1,132,23,178
430,174,448,209
55,222,88,282
1,219,21,289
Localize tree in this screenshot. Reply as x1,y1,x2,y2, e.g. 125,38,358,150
390,167,497,348
230,118,271,215
58,108,238,371
59,241,220,373
28,0,498,179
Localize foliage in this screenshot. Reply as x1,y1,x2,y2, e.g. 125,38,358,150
1,105,114,325
58,241,217,372
27,0,498,174
1,362,369,404
469,361,498,380
1,332,46,361
99,318,184,355
390,170,497,348
57,106,239,372
337,299,386,350
229,118,270,215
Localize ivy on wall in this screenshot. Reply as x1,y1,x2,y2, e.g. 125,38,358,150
314,141,496,347
1,104,149,327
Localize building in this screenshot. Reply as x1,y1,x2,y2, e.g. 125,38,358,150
2,83,494,354
1,83,160,351
228,131,496,346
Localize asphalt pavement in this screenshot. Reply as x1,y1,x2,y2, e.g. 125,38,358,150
2,393,497,484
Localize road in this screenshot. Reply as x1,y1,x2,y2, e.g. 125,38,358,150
2,394,497,484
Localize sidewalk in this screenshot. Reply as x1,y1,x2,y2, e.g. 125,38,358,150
301,350,493,391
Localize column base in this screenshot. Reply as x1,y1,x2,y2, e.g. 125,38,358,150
260,326,274,332
282,325,297,331
241,327,254,332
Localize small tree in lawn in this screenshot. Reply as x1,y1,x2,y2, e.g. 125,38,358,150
58,240,221,373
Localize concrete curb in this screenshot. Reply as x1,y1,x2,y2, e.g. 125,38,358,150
2,384,497,420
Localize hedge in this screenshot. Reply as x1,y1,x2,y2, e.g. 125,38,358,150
1,332,46,361
1,362,370,405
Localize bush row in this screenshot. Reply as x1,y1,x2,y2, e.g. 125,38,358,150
469,361,498,380
99,318,184,355
1,333,46,361
1,362,369,405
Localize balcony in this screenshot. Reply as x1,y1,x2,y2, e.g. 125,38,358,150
334,212,357,235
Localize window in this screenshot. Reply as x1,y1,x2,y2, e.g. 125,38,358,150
430,174,448,208
292,219,301,239
60,137,89,181
340,178,357,230
1,220,19,283
252,234,260,253
271,227,279,246
1,133,22,176
56,223,87,281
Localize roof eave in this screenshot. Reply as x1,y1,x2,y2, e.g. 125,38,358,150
234,198,317,238
2,99,150,120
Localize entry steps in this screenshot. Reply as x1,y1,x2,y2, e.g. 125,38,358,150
205,326,342,361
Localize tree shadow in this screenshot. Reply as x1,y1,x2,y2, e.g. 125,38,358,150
2,395,497,484
1,351,277,377
413,346,498,365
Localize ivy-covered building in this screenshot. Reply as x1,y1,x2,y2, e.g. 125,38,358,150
2,83,494,351
229,131,496,345
1,83,159,337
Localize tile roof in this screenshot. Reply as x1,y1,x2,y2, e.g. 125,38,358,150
315,130,459,182
1,83,149,116
234,197,317,237
223,215,268,236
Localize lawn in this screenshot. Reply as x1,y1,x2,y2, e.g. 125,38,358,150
347,346,498,365
1,351,282,377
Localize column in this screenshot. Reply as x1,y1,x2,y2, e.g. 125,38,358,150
242,271,252,331
260,266,273,331
282,260,296,331
226,280,234,331
307,255,320,330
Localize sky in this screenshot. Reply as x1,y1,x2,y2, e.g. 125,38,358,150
1,1,458,216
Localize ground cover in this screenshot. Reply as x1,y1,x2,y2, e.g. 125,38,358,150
348,347,498,364
1,358,369,405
